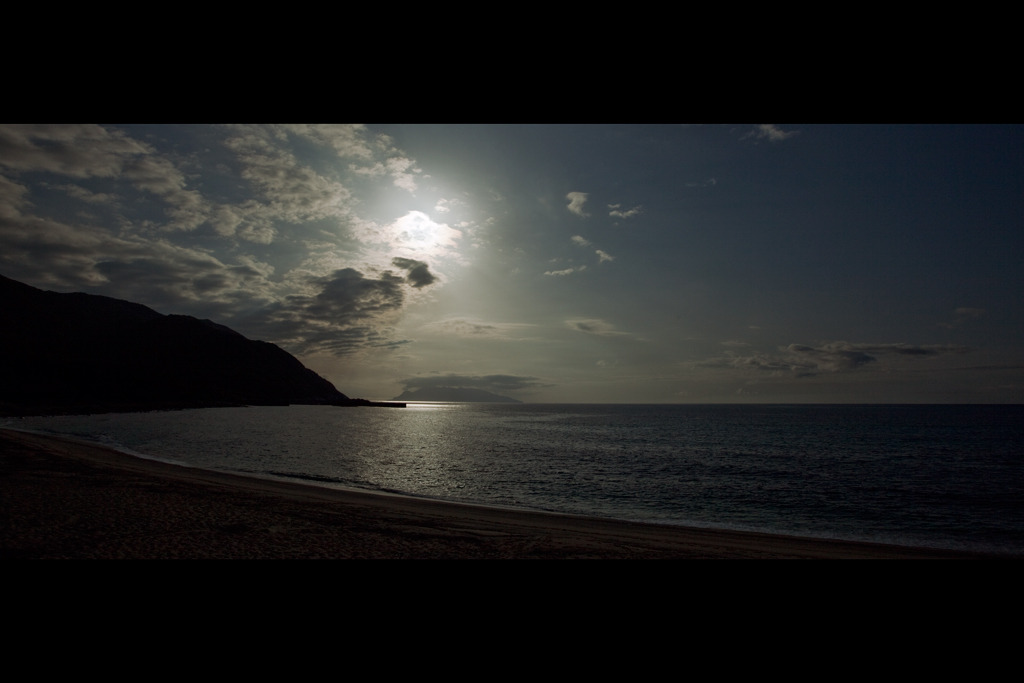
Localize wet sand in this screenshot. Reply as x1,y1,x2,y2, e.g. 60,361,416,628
0,428,1006,559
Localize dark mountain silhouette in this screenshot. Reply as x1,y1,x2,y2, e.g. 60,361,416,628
0,274,375,416
392,387,522,403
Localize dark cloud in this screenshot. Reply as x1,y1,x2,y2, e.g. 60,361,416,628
786,343,877,372
839,342,971,357
391,257,436,288
702,341,972,378
0,124,151,178
235,268,409,356
742,124,799,143
95,258,188,285
441,320,498,335
566,318,631,337
303,268,405,319
570,320,600,333
941,307,987,330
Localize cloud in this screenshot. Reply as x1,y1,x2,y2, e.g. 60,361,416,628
298,268,405,320
314,122,423,192
571,235,614,265
391,257,437,288
281,124,379,160
440,319,498,335
566,318,630,337
434,197,465,214
0,124,459,364
388,210,462,258
0,191,262,309
0,124,212,233
941,307,987,329
423,318,537,339
239,268,410,356
608,203,642,218
0,124,151,177
699,341,971,378
223,125,356,226
545,265,587,276
785,343,877,372
743,124,798,143
1,123,365,249
566,191,589,217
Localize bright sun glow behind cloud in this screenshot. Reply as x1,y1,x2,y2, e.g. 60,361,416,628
392,210,461,258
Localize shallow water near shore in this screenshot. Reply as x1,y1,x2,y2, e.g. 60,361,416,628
5,403,1023,555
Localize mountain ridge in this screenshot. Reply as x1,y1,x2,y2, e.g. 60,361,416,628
0,274,372,416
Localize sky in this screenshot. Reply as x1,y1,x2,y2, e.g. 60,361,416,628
2,123,1022,403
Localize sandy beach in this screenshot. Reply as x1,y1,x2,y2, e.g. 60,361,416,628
0,427,1007,559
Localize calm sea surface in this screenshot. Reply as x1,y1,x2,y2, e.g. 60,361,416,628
5,403,1023,555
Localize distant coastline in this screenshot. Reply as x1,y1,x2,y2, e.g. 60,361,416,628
333,398,406,408
392,387,521,403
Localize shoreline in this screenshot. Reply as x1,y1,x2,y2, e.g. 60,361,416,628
0,428,1011,559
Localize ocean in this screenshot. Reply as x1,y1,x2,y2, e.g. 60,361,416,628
4,402,1023,555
